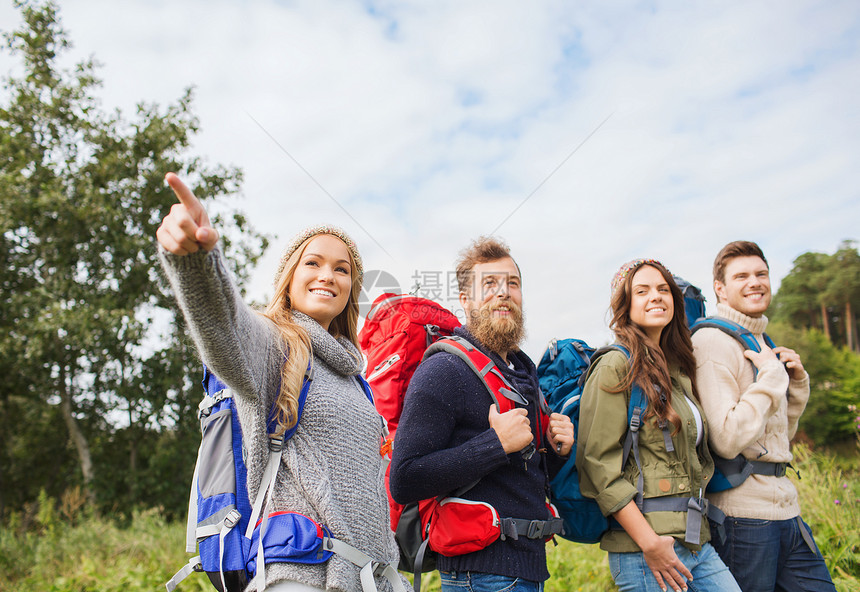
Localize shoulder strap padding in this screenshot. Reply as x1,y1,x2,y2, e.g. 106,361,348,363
690,317,765,353
580,343,649,502
423,335,526,410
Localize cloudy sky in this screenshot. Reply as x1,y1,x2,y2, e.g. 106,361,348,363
2,0,858,360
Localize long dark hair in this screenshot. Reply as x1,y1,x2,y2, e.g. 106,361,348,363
609,262,698,434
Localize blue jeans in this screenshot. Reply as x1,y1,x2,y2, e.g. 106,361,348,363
609,541,740,592
709,516,836,592
440,571,543,592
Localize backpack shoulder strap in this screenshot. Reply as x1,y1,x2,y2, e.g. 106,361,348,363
581,344,628,385
246,366,315,588
272,365,314,439
425,336,554,494
580,344,648,435
246,366,312,535
691,317,761,353
423,335,527,411
691,317,786,381
587,344,652,507
354,374,375,405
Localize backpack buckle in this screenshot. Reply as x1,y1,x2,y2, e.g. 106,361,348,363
224,509,241,530
527,520,545,539
269,435,284,453
521,442,536,461
629,411,641,432
774,463,787,478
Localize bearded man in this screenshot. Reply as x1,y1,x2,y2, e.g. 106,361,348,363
389,236,573,592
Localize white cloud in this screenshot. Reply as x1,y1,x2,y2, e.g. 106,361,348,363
2,0,858,360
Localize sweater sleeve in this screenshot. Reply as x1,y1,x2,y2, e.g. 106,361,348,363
388,353,510,504
786,372,810,440
158,246,280,401
575,352,638,517
692,329,788,459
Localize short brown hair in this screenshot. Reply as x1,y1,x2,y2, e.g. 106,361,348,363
455,236,519,293
713,240,768,284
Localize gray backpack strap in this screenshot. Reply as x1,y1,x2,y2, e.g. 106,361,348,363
621,400,647,510
165,556,202,592
639,492,722,545
749,460,790,477
796,516,820,556
247,434,286,592
184,444,203,553
499,517,566,540
323,538,407,592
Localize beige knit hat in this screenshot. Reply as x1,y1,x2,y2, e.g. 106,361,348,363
274,225,363,287
610,258,670,297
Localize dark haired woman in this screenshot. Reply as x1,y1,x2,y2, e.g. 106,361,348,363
576,259,740,592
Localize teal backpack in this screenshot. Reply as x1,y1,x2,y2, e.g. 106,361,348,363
539,339,726,545
538,276,722,544
537,341,645,543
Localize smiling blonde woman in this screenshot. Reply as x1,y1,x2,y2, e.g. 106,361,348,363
157,173,409,592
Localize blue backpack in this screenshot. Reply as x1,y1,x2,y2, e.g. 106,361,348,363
689,317,791,492
167,367,405,592
539,337,725,546
674,276,706,330
537,340,648,543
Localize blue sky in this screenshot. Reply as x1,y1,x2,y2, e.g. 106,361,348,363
2,0,858,360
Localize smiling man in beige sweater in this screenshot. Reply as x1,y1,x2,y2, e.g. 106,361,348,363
691,240,835,592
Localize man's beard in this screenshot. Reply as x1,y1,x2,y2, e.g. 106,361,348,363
468,300,526,356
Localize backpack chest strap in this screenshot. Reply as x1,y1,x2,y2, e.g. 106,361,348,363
749,460,790,477
499,516,565,540
620,495,726,545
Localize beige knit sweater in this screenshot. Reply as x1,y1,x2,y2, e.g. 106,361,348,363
691,303,810,520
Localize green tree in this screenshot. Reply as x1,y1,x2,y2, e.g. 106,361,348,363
773,242,860,351
768,322,860,446
823,242,860,352
0,1,267,516
772,252,833,340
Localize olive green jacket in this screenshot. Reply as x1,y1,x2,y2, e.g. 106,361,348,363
575,350,715,552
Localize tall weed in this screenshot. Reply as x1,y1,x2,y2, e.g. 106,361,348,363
792,443,860,590
2,445,858,591
0,499,208,592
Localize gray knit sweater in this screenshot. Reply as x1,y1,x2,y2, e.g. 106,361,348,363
159,246,407,592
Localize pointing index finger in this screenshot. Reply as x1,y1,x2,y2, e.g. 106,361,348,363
165,172,206,221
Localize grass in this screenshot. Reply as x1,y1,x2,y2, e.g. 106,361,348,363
2,443,858,591
791,444,860,590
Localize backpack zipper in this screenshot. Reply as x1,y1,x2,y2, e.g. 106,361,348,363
368,353,401,382
438,497,500,527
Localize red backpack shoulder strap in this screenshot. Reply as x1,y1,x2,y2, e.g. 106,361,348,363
423,335,527,413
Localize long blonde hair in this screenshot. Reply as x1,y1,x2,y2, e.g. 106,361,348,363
260,234,363,434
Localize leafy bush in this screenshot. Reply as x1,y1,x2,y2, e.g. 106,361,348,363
792,444,860,589
3,446,859,592
767,323,860,446
0,501,209,592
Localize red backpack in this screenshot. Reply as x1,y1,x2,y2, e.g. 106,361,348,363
360,294,462,444
358,294,561,591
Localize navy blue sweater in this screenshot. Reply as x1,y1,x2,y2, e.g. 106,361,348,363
388,327,566,582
